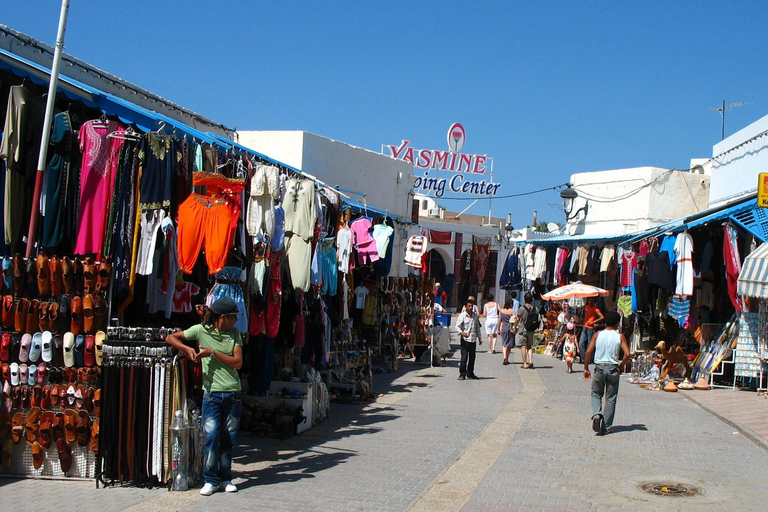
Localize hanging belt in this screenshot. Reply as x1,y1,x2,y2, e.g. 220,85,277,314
126,365,136,482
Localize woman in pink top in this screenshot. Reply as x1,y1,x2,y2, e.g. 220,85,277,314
75,119,125,257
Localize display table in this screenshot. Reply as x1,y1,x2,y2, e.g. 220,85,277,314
244,381,315,434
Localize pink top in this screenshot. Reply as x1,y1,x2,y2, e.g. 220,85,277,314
75,120,124,256
350,218,379,264
620,252,637,287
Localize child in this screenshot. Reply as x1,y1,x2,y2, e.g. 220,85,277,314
560,322,578,373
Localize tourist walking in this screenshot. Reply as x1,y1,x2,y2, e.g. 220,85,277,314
516,292,538,369
499,297,518,365
482,294,500,354
455,298,481,380
583,311,630,435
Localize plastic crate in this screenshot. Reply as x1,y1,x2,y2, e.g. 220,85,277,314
434,312,451,327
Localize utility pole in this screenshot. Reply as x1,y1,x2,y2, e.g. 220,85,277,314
710,101,749,141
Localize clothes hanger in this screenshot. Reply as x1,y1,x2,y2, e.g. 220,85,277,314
91,114,110,128
107,125,142,141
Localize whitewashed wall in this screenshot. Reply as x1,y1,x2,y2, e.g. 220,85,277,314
709,113,768,207
567,167,710,236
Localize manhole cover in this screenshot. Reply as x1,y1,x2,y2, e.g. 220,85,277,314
638,481,703,497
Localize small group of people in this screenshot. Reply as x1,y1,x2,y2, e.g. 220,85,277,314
454,291,539,379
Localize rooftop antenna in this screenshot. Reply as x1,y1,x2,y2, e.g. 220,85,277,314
709,101,750,140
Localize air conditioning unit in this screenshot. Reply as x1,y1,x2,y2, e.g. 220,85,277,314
428,208,442,218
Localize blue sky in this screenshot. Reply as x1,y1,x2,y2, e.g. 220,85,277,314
3,1,767,227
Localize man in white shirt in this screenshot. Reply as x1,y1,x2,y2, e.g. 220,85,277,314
583,311,630,435
454,297,481,380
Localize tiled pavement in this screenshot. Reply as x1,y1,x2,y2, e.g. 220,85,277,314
2,328,768,511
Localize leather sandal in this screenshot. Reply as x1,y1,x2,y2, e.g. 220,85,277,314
96,257,112,294
11,385,21,409
57,437,72,473
50,384,60,408
93,388,101,416
11,412,24,443
84,335,95,367
52,412,65,441
83,386,94,413
0,333,9,362
51,335,64,368
36,254,50,297
61,257,75,295
48,301,59,334
70,296,83,335
12,255,25,297
31,441,44,469
80,256,96,294
49,255,62,297
21,384,31,409
76,410,91,446
26,299,39,334
31,385,42,408
92,294,107,332
1,361,8,381
24,406,42,446
24,258,37,298
38,301,50,332
2,295,14,329
39,411,54,449
63,409,77,443
82,294,94,333
95,331,105,366
90,417,99,453
41,384,52,410
15,298,29,333
58,295,70,332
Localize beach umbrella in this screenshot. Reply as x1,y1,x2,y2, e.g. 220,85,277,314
541,282,609,301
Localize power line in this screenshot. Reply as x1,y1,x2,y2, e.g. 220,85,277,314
437,183,569,200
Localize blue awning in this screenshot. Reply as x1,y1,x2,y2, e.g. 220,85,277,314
738,243,768,298
341,199,414,225
519,232,632,246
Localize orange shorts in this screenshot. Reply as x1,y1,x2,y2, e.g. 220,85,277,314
177,193,235,274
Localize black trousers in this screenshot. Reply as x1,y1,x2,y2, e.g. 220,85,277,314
459,339,477,377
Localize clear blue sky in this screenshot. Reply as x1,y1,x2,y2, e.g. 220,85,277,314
3,1,767,227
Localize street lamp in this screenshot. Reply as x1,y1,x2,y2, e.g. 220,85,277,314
497,213,519,245
560,184,588,221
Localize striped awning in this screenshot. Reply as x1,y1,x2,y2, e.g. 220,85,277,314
737,243,768,298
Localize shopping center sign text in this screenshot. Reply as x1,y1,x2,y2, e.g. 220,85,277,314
385,125,500,198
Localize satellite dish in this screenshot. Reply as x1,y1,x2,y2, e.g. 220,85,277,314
547,222,561,234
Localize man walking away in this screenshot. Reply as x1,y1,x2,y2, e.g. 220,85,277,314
583,311,630,435
516,292,538,369
455,298,481,380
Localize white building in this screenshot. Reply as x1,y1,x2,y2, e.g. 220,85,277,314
564,166,710,236
709,113,768,207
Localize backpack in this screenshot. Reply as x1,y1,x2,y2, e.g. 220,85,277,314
523,304,539,331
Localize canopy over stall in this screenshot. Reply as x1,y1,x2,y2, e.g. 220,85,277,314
737,243,768,299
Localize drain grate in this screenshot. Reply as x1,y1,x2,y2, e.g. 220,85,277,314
638,481,703,497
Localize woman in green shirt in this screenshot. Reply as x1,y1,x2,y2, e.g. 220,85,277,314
166,297,243,496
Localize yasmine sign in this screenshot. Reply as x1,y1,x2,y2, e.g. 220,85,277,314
387,140,488,174
385,125,501,198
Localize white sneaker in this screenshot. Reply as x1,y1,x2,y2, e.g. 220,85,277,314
219,480,238,492
200,483,217,496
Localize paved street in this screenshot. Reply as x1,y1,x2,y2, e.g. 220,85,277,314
2,333,768,511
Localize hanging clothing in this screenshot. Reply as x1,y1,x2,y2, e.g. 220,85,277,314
599,244,615,272
350,217,379,265
75,119,125,256
245,164,280,238
42,111,78,249
207,267,247,333
724,224,744,312
668,295,691,327
372,223,394,259
673,232,694,296
472,236,491,284
283,179,316,293
660,235,677,268
336,227,353,273
404,235,428,268
176,193,235,274
138,133,174,210
533,245,547,280
499,247,522,289
620,251,637,288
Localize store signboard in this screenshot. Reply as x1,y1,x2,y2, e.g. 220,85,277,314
758,173,768,208
384,124,500,198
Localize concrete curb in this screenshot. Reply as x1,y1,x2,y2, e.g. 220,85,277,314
679,389,768,453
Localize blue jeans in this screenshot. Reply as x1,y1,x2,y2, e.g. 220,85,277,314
579,328,594,362
591,364,620,429
202,391,242,486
